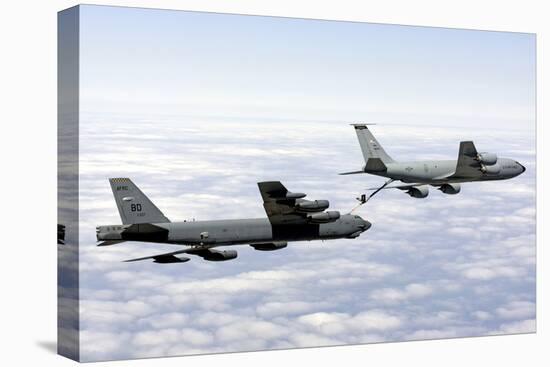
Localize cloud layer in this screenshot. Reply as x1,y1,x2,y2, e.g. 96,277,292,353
75,114,536,361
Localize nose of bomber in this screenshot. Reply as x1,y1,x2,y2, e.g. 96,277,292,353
515,161,526,175
358,218,372,231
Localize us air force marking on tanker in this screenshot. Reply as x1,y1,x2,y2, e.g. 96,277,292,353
341,124,526,202
96,179,371,264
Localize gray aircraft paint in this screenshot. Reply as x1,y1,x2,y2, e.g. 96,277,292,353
157,217,363,245
382,159,522,183
97,179,370,263
343,124,525,196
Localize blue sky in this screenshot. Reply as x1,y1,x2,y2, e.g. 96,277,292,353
80,5,535,128
73,5,536,362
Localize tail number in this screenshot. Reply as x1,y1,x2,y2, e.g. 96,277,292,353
130,203,142,212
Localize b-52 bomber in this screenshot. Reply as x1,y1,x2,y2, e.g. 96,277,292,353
341,124,526,201
96,178,371,263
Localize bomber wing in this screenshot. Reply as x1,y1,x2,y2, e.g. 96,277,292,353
123,246,236,263
123,241,291,263
448,141,483,179
257,181,311,225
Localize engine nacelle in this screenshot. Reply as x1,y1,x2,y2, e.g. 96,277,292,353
295,199,329,213
250,242,288,251
153,255,190,264
308,210,340,223
481,163,501,174
285,191,306,199
202,249,238,261
476,152,498,165
438,183,461,195
407,185,429,198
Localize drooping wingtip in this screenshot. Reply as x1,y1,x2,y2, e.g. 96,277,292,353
123,258,141,262
97,240,126,247
123,255,151,262
339,170,365,175
124,254,191,263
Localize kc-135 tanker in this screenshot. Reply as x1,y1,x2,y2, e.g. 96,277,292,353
342,124,525,201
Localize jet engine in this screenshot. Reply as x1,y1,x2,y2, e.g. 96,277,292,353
286,192,306,199
295,199,330,213
250,242,288,251
202,249,238,261
406,185,429,198
308,211,340,223
476,152,498,165
481,163,501,174
438,183,461,195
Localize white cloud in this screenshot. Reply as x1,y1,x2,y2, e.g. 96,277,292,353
495,301,535,320
80,330,132,361
132,329,181,347
75,114,536,360
256,301,328,318
462,266,526,280
369,283,434,304
472,311,492,321
180,328,215,346
298,310,402,336
138,312,189,329
494,319,536,334
216,320,287,343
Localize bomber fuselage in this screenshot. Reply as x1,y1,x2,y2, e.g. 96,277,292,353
97,214,370,246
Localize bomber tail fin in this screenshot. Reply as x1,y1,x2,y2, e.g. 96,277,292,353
109,178,170,224
352,124,394,166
